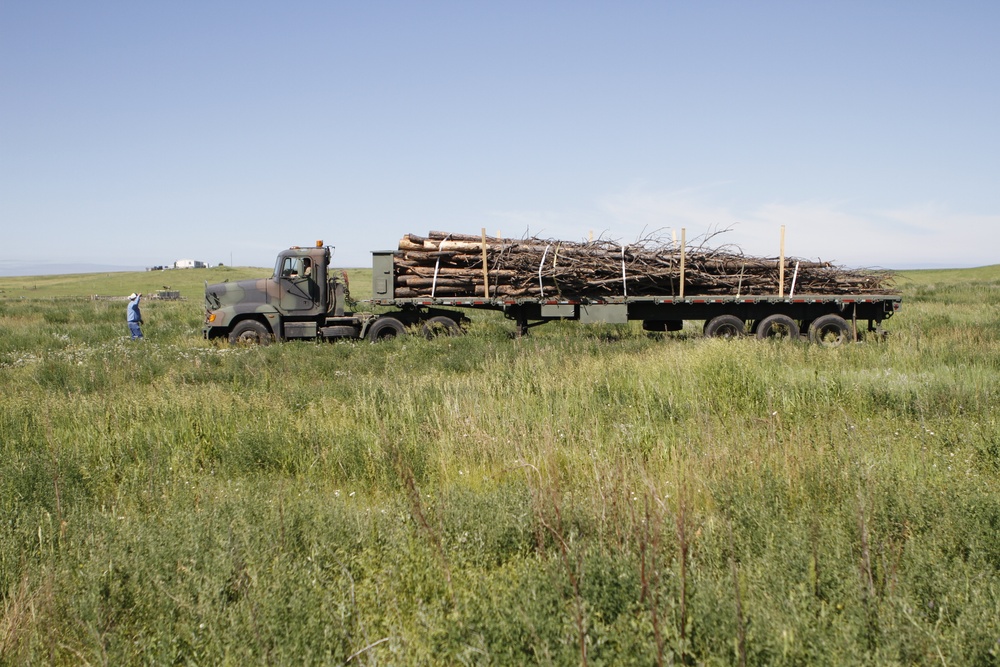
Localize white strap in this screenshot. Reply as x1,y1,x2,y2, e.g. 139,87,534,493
431,234,451,298
538,244,552,298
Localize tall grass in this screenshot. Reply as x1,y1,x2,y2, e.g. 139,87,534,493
1,268,999,664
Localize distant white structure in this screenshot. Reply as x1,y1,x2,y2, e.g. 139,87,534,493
174,259,207,269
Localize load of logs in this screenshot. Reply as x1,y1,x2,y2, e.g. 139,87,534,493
392,230,897,299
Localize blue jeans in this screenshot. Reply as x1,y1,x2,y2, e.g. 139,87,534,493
128,322,143,340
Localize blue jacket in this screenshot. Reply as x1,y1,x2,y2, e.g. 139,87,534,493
127,296,142,323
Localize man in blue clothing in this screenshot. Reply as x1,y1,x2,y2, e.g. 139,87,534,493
127,292,144,340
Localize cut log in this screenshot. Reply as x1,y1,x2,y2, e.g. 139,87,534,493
388,229,897,299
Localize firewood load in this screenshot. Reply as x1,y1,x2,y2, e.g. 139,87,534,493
392,231,898,299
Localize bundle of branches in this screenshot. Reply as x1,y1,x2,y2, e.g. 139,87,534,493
392,230,897,299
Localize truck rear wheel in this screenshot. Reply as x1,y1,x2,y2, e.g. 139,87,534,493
367,316,407,342
229,319,273,346
808,314,852,347
422,315,463,339
755,314,800,341
704,315,746,339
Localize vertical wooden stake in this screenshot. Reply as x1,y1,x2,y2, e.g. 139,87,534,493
680,228,687,300
481,227,490,299
481,228,490,298
778,225,786,298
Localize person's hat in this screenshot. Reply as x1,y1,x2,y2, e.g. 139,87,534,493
128,293,138,300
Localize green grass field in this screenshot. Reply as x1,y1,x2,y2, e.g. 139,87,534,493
2,265,999,665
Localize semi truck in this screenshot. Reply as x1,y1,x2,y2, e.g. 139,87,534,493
203,240,901,346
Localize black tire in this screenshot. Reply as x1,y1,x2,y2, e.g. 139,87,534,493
229,319,273,346
422,315,463,339
755,314,800,341
808,314,852,347
367,316,407,342
703,315,746,339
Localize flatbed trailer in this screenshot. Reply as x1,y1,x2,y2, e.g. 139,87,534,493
371,293,900,327
203,242,901,346
367,294,900,342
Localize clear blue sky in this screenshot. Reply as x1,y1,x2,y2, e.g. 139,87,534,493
2,1,998,274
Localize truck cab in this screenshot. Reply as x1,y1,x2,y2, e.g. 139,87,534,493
203,242,353,343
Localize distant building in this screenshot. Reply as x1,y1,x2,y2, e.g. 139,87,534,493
174,259,207,269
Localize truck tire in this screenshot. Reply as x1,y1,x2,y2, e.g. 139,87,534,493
229,319,273,346
755,314,800,341
422,315,463,339
367,316,407,342
703,315,746,339
808,314,852,347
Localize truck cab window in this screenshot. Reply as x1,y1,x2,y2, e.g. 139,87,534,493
281,258,305,278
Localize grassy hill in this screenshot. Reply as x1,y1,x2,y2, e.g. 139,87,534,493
7,263,998,299
897,263,1000,285
0,265,376,302
1,265,999,664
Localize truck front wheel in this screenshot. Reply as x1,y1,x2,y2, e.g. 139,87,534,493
229,319,273,346
367,316,407,342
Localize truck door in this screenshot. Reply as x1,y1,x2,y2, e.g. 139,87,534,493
278,257,318,312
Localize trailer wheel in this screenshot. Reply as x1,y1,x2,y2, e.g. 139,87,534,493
808,314,852,347
229,319,273,346
704,315,746,339
367,316,407,342
755,314,800,341
422,315,463,339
